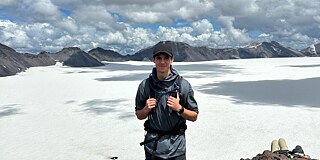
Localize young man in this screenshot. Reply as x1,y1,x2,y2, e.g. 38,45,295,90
135,41,199,160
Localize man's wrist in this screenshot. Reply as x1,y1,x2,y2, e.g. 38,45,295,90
144,105,151,113
177,106,184,114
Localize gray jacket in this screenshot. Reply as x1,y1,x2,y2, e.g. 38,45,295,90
135,66,198,159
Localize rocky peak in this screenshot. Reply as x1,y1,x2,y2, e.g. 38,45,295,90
39,51,51,55
301,43,320,56
270,41,281,46
0,43,16,52
88,47,126,62
49,47,104,67
91,47,105,52
0,43,56,77
59,47,82,54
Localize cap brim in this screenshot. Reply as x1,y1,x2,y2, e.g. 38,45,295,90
153,51,173,57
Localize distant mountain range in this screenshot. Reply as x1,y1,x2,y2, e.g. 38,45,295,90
0,43,56,77
0,41,319,77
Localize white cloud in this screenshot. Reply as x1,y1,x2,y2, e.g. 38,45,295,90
195,33,211,42
0,0,16,6
72,5,116,30
314,15,320,28
31,0,60,16
290,33,311,42
155,26,194,42
258,33,271,38
25,23,57,40
218,16,251,43
218,16,235,30
124,11,169,24
0,20,30,50
1,0,320,54
241,0,319,38
104,32,127,44
111,0,214,24
19,0,62,23
0,19,17,28
192,19,214,34
56,17,78,34
171,0,214,20
179,33,195,42
54,34,74,46
214,0,258,17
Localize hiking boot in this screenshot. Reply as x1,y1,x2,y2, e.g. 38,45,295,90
271,140,280,152
279,138,288,150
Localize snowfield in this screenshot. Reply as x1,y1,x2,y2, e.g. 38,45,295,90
1,57,320,160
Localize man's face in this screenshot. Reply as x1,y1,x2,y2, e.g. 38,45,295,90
153,53,173,73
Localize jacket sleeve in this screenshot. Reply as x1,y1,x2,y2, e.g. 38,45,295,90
181,79,199,113
135,79,148,111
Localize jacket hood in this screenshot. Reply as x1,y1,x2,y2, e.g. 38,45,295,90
150,65,179,83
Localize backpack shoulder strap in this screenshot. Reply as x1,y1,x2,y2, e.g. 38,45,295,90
146,75,156,99
175,75,188,107
175,75,183,93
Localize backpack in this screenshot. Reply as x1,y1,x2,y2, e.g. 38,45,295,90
140,75,187,160
141,74,187,136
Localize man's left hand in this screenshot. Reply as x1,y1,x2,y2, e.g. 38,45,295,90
167,93,182,112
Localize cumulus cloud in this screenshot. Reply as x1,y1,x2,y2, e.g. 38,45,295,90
192,19,214,34
0,20,30,50
0,0,319,54
218,16,251,44
72,5,116,30
104,31,127,44
236,0,319,42
111,0,214,24
15,0,62,23
258,33,271,38
290,33,311,42
56,17,78,34
124,11,169,24
0,0,17,6
214,0,258,17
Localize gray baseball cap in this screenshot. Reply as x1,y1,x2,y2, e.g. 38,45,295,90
153,41,173,58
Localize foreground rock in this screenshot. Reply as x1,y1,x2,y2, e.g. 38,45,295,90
241,150,317,160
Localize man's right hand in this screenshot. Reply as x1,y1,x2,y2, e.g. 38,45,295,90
135,97,157,120
145,97,157,111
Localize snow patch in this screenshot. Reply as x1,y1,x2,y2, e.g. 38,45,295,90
245,42,262,49
310,44,317,55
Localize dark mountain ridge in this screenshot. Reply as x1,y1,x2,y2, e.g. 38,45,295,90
50,47,104,67
301,43,320,56
238,41,305,58
88,47,127,62
0,43,55,77
0,41,319,77
127,41,306,62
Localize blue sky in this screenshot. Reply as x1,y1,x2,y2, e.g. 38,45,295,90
0,0,319,54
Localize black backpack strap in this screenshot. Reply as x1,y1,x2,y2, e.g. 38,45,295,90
175,75,188,107
175,75,183,93
146,75,156,99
